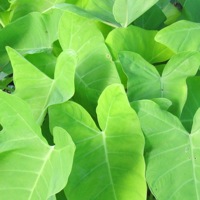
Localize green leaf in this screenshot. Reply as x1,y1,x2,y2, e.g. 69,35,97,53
134,4,166,30
180,0,200,22
0,90,75,200
132,100,200,200
181,76,200,132
155,20,200,53
0,10,62,68
106,25,173,64
9,0,65,21
59,12,120,117
113,0,158,27
83,0,120,27
25,52,57,79
49,84,146,200
7,47,76,124
119,51,200,116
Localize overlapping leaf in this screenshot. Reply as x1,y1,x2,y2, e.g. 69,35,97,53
0,90,75,200
106,26,173,64
132,100,200,200
49,84,146,200
9,0,66,21
106,25,173,84
119,51,200,116
180,0,200,23
181,77,200,132
155,20,200,53
7,47,76,124
134,4,166,30
113,0,158,27
0,10,62,71
59,11,120,117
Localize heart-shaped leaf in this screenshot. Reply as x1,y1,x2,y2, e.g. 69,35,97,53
119,51,200,116
0,91,75,200
132,100,200,200
49,84,146,200
7,47,76,124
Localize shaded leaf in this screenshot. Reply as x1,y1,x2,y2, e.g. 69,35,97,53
181,76,200,132
119,51,200,116
132,100,200,200
7,47,76,124
180,0,200,23
113,0,158,27
0,90,75,200
134,4,166,30
49,84,146,200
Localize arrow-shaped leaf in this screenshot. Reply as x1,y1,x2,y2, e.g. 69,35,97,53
132,100,200,200
119,51,200,116
49,84,146,200
7,47,76,124
0,91,75,200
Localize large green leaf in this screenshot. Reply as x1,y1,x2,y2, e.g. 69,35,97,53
112,0,158,27
7,47,76,124
106,25,173,64
106,25,173,85
181,76,200,132
119,51,200,116
132,100,200,200
59,12,120,117
0,90,75,200
49,84,146,200
155,20,200,53
0,10,62,70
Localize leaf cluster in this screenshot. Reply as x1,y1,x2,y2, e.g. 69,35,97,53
0,0,200,200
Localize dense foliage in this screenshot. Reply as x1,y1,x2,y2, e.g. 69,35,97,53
0,0,200,199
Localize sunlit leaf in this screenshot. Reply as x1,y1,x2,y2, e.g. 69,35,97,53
7,47,76,124
49,84,146,200
155,20,200,53
119,51,200,116
0,90,75,200
132,100,200,200
59,11,120,117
